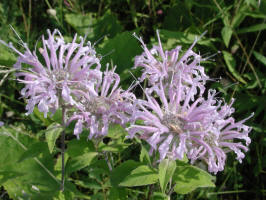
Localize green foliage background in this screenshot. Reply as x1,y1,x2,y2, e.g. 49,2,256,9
0,0,265,199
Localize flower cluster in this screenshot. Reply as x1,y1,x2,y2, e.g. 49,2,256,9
133,31,209,97
1,29,101,117
0,29,134,139
68,66,135,139
128,31,253,173
1,29,252,173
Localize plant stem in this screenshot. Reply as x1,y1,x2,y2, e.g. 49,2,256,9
233,32,262,88
61,106,67,191
104,152,113,171
167,183,176,197
147,184,154,200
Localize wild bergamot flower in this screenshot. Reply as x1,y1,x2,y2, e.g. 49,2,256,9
68,66,136,139
129,31,253,173
1,29,101,117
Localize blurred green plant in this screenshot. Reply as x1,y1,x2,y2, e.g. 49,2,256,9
0,0,265,199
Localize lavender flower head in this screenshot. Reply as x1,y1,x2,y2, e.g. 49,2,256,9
0,29,100,117
133,30,209,97
68,65,136,139
129,32,253,174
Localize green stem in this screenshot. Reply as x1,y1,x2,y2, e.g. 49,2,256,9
104,152,113,171
60,106,67,191
147,184,154,200
167,183,176,197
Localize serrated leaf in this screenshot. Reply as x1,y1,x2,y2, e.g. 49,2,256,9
45,123,63,154
253,51,266,66
66,152,97,174
159,159,176,193
237,23,266,34
110,160,141,187
221,26,233,47
173,162,215,194
119,165,158,187
222,51,247,84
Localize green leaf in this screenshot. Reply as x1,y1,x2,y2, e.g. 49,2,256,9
18,142,48,162
65,13,96,36
152,192,169,200
222,51,247,84
163,4,193,31
244,11,266,19
54,181,91,200
0,126,59,199
173,161,215,194
65,11,122,41
0,45,16,66
73,179,102,190
66,152,97,174
107,124,128,139
109,187,127,200
98,124,130,152
231,5,248,28
253,51,266,66
237,23,266,34
55,153,69,171
221,26,233,47
98,140,130,152
50,109,62,124
110,160,141,187
139,144,151,166
119,165,158,187
159,29,217,50
32,107,52,126
159,159,176,193
0,170,24,185
93,11,123,39
45,123,63,154
88,159,110,176
97,31,142,73
67,136,95,157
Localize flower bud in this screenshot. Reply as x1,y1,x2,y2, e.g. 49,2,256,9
47,9,56,17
